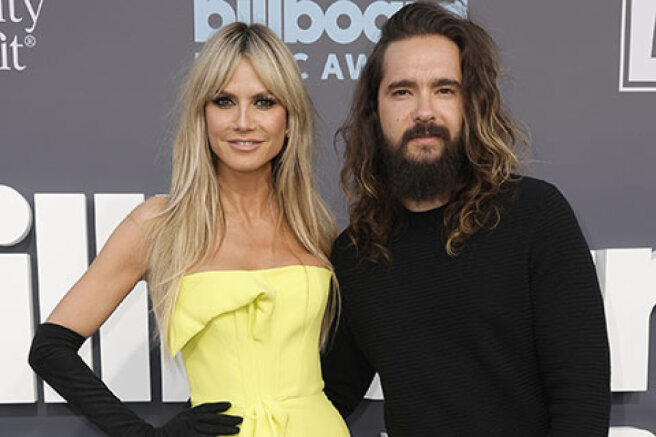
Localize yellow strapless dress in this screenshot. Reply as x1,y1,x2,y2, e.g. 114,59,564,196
169,265,350,436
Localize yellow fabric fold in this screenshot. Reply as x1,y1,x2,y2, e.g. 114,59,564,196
169,273,276,356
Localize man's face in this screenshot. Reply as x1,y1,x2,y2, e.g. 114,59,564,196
377,34,464,163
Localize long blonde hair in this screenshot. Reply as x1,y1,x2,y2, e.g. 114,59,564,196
147,23,337,354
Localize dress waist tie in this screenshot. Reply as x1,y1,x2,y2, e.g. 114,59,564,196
239,398,290,437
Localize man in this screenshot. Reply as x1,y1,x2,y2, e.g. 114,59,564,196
321,2,610,436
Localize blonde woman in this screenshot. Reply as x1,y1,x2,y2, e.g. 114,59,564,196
29,23,349,437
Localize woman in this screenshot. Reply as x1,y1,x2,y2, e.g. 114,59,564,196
29,23,349,436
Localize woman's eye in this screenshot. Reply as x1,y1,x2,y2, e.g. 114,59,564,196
255,97,277,108
212,96,233,107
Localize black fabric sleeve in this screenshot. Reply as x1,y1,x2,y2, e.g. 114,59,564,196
28,323,242,436
321,306,376,419
529,186,610,436
29,322,156,436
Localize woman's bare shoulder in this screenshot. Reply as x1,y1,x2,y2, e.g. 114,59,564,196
128,195,169,225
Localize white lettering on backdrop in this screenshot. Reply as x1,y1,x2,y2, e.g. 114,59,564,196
192,0,468,81
620,0,656,91
1,186,655,436
0,0,45,71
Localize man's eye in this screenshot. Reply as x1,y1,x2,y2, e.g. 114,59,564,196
255,97,277,108
438,88,455,95
392,89,410,96
212,96,233,107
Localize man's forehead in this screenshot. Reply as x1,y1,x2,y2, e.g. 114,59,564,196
380,35,462,85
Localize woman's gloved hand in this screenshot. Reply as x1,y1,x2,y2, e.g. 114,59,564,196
153,402,242,436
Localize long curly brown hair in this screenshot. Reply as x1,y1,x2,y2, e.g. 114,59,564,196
339,1,526,262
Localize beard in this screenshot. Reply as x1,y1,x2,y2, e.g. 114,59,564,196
382,122,467,204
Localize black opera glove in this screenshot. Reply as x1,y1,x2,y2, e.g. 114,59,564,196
29,322,242,436
152,402,242,436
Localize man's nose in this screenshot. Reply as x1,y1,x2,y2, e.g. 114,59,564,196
412,93,436,123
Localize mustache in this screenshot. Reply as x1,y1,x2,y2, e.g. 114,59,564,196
401,122,451,147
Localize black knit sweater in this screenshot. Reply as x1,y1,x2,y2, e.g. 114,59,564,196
321,177,610,437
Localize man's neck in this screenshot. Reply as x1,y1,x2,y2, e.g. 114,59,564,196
403,196,448,212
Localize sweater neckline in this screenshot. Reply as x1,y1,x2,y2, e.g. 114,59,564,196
405,203,448,226
405,202,448,216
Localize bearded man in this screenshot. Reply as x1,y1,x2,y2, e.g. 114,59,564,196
321,2,610,436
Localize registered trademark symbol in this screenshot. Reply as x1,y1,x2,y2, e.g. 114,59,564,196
24,34,37,48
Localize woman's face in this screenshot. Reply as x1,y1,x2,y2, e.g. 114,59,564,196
205,58,287,176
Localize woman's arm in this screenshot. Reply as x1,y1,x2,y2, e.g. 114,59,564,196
29,197,242,436
45,196,161,336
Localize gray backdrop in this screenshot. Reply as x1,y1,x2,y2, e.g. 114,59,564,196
1,0,655,435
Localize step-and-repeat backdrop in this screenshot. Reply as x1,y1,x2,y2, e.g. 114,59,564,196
1,1,655,435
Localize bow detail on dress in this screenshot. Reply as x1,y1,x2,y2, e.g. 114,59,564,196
169,272,277,355
239,399,290,437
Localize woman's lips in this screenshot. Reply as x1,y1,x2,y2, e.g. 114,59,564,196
228,140,263,152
